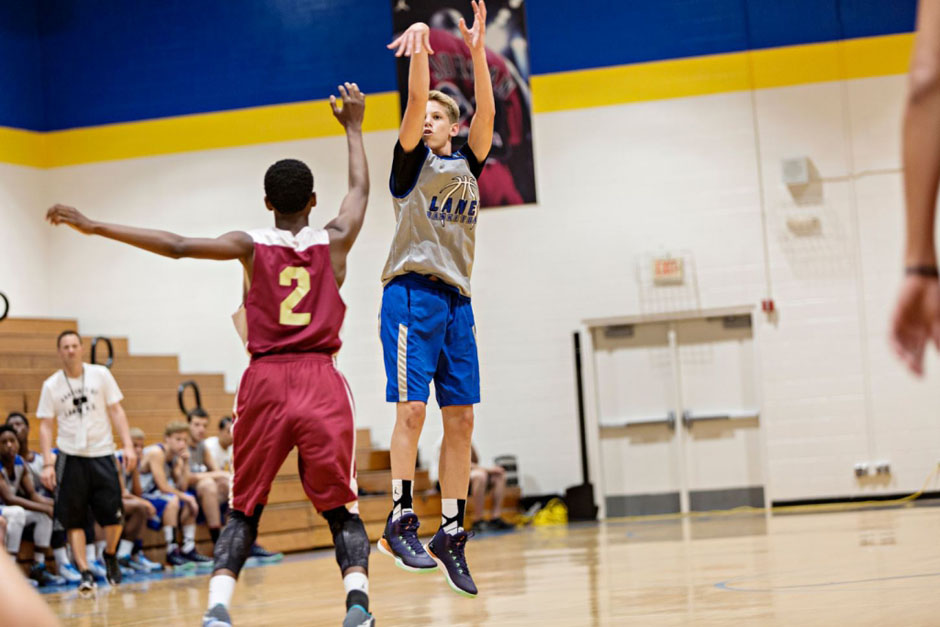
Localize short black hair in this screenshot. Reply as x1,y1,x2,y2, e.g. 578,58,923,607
57,330,81,348
0,425,16,439
264,159,314,215
219,416,233,430
186,407,208,423
5,412,27,427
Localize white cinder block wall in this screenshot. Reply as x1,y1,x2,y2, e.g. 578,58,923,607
0,164,50,316
18,71,940,500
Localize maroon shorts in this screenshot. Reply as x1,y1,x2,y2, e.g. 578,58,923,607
231,353,359,515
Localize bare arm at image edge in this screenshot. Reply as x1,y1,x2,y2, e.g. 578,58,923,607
892,0,940,376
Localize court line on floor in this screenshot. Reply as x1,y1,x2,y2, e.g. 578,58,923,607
716,570,940,593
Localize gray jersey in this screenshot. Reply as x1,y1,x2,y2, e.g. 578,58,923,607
139,444,175,495
189,441,208,474
382,142,485,298
0,456,26,500
22,453,50,498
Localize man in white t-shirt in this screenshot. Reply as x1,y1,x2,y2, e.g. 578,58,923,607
37,330,137,594
203,417,233,473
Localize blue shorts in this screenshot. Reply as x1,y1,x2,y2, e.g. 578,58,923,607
143,492,177,531
380,273,480,407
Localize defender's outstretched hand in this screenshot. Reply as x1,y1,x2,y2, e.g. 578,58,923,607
46,203,94,234
459,0,487,52
388,22,434,57
330,82,366,129
891,275,940,376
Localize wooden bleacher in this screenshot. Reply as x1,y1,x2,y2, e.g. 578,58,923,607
1,317,520,560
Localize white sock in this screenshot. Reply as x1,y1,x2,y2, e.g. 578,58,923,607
343,571,369,596
441,499,463,534
95,540,107,560
391,479,413,521
164,526,177,552
182,524,196,553
208,574,236,609
34,551,45,565
54,547,70,571
118,539,133,558
86,544,97,564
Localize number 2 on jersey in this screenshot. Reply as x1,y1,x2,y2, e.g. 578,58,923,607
279,266,311,326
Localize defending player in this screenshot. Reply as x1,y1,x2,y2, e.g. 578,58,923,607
46,83,374,627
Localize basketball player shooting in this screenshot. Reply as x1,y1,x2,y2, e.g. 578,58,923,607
46,83,375,627
377,0,495,598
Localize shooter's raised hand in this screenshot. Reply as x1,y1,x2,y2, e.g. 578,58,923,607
459,1,487,52
387,22,434,58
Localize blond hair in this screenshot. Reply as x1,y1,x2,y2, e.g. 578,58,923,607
164,421,190,437
429,90,460,124
129,427,145,440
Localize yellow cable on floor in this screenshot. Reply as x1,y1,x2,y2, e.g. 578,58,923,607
606,464,940,524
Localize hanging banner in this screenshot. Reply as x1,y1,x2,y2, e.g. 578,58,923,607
391,0,536,207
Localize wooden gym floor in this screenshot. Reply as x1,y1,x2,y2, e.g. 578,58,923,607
42,502,940,626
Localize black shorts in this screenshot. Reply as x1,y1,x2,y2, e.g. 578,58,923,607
54,453,124,530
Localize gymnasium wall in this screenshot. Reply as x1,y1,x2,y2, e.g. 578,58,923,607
2,1,934,500
0,164,49,317
0,3,48,316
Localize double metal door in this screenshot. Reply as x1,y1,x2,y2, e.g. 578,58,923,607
591,312,762,517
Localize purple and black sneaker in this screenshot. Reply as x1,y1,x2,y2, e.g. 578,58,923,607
426,527,477,597
377,512,437,572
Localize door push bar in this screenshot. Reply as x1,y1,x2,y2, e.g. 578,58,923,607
605,412,677,430
681,409,759,428
603,409,758,431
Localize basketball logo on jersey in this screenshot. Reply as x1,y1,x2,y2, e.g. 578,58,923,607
427,175,479,229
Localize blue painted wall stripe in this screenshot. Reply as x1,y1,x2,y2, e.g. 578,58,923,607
0,0,919,132
0,2,43,131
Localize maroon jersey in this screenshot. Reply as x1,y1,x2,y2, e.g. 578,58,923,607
241,227,345,356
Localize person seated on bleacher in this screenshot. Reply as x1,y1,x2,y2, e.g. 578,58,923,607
430,437,514,533
6,411,82,584
184,408,230,546
0,425,63,585
138,421,211,570
468,444,513,532
203,416,233,473
188,410,281,563
113,427,164,573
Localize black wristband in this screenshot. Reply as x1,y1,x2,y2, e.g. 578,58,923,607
906,265,940,278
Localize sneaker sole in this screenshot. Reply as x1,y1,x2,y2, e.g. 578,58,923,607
425,543,477,598
376,537,437,573
173,562,198,572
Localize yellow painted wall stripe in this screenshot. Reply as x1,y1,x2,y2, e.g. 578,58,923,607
0,33,914,169
531,33,913,113
0,127,45,168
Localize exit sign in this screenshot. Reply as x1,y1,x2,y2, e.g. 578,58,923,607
653,257,684,285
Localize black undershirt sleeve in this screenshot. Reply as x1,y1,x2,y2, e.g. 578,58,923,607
456,142,487,179
390,141,429,197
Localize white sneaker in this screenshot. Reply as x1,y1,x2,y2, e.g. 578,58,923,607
59,563,83,584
